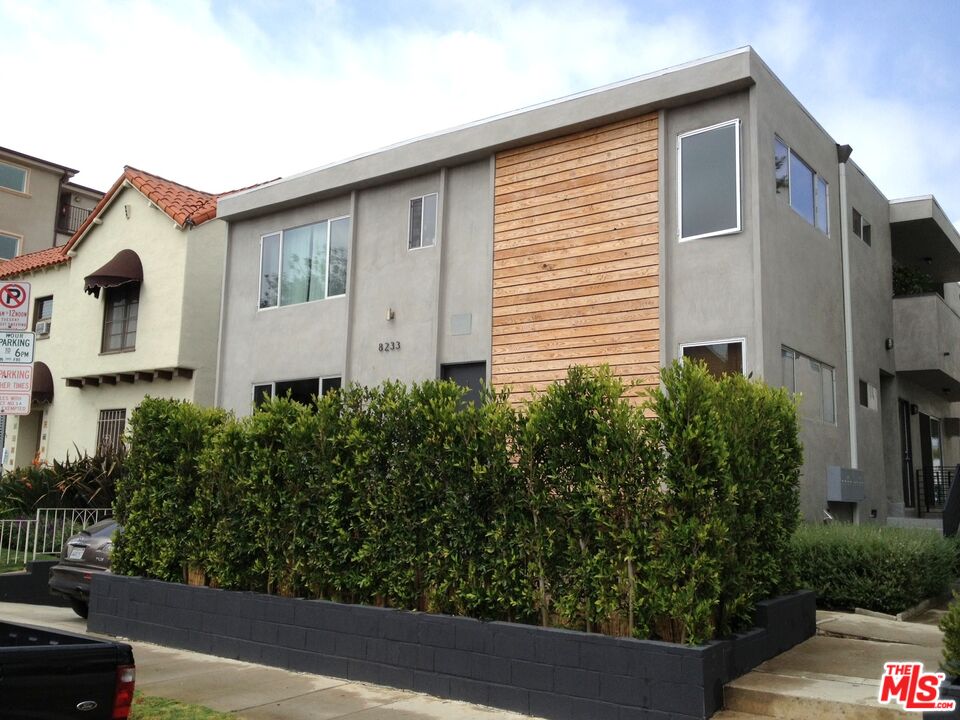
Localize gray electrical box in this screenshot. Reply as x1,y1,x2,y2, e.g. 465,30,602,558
827,466,865,502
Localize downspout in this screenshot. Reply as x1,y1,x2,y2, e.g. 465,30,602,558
837,144,857,470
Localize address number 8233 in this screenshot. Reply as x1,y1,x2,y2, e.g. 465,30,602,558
379,341,400,352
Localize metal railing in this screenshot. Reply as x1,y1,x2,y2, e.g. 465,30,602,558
0,507,112,566
57,205,92,235
915,467,955,517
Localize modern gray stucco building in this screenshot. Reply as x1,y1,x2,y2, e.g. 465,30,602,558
216,46,959,525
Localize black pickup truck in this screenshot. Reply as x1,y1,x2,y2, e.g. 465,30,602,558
0,620,135,719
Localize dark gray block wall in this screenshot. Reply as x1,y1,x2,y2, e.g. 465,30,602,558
89,576,815,720
0,560,68,606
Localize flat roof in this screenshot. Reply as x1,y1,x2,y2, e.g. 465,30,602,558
218,46,758,221
0,145,78,177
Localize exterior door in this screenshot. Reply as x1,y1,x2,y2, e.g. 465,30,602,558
919,413,934,509
898,399,914,508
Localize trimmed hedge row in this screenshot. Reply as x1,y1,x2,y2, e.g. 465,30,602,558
113,362,802,644
793,523,955,614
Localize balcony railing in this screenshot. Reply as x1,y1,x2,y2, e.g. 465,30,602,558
914,466,956,517
57,205,92,235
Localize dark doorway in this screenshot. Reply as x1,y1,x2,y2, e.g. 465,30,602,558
899,399,914,507
441,362,486,407
919,412,934,510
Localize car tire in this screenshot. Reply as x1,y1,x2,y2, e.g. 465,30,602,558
70,598,89,619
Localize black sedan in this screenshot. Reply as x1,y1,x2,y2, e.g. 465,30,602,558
49,518,119,618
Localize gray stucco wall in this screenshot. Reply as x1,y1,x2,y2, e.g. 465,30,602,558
0,158,62,254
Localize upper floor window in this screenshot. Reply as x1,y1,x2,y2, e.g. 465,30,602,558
0,161,27,194
0,233,20,260
680,339,745,378
678,119,741,240
775,137,829,235
259,217,350,309
782,346,835,424
852,208,871,246
409,193,438,249
102,283,139,353
34,296,52,337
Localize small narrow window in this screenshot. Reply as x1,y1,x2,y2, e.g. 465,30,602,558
0,233,19,260
679,120,741,240
859,380,879,410
0,162,27,193
852,208,871,246
815,176,829,234
34,296,52,337
775,138,790,194
259,233,281,309
852,209,862,238
409,193,438,249
782,347,796,393
96,409,126,455
253,383,273,409
680,340,745,377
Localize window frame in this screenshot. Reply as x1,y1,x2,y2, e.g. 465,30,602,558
0,160,29,195
679,337,747,375
33,296,52,338
408,193,439,251
96,408,127,455
852,207,872,246
252,376,342,408
100,282,140,354
677,118,742,242
258,215,350,311
0,231,22,260
781,345,837,425
774,136,830,236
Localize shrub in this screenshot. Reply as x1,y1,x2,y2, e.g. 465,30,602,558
793,524,955,614
941,593,960,677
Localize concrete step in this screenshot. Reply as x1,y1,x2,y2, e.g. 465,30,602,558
724,672,904,719
886,516,942,531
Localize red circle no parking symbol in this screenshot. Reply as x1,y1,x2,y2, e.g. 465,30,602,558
0,284,27,309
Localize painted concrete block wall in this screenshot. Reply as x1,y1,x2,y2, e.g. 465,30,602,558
218,196,351,415
0,160,61,255
662,93,755,374
753,63,849,520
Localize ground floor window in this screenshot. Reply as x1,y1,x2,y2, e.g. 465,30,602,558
253,376,342,409
96,409,126,454
782,346,836,424
680,339,744,378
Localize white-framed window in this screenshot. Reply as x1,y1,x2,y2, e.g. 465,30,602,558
252,376,342,409
774,137,829,235
678,119,741,241
680,338,745,377
409,193,438,250
259,216,350,309
0,232,20,260
0,161,28,194
781,346,836,424
859,380,879,410
34,296,52,338
852,208,872,246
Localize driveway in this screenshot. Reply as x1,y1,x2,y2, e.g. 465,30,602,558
0,601,537,720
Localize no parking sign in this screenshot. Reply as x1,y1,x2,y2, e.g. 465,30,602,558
0,282,29,331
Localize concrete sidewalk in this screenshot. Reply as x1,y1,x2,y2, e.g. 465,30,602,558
0,602,536,720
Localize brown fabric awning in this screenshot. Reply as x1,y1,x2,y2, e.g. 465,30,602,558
32,361,54,404
84,249,143,298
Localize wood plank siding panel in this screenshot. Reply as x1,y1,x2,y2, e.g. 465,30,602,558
492,114,660,399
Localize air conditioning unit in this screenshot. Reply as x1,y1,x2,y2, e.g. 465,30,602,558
35,320,51,336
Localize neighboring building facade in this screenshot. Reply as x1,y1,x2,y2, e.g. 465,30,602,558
214,46,958,525
0,146,102,258
0,167,228,466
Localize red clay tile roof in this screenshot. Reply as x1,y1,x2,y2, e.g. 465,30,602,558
0,246,70,279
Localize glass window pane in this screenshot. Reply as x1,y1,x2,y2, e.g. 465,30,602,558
307,222,328,302
774,138,789,195
821,365,835,423
789,153,815,225
259,233,280,308
682,341,743,378
815,176,829,234
862,221,871,246
38,298,53,320
409,197,423,249
852,208,862,238
781,348,795,393
280,224,319,306
421,194,437,247
253,384,273,409
796,356,822,421
327,218,349,296
0,234,19,259
0,163,26,192
275,378,319,405
680,122,739,238
321,377,342,395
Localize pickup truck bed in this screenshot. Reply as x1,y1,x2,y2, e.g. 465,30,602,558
0,620,135,719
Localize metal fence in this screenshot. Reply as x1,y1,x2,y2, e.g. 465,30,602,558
0,508,113,566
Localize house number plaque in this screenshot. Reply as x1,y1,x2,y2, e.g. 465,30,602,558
378,341,401,352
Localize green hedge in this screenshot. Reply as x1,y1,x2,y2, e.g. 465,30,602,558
941,593,960,676
0,450,124,518
113,362,802,644
793,524,955,614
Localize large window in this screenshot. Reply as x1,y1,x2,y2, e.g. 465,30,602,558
782,346,835,423
409,194,438,250
253,376,342,409
678,119,741,240
101,283,139,353
96,409,126,454
0,233,20,259
774,137,829,234
680,339,744,377
0,161,27,193
259,217,350,309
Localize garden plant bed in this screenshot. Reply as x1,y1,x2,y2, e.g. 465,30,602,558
89,575,815,720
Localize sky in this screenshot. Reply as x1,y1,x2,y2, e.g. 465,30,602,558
2,0,959,227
